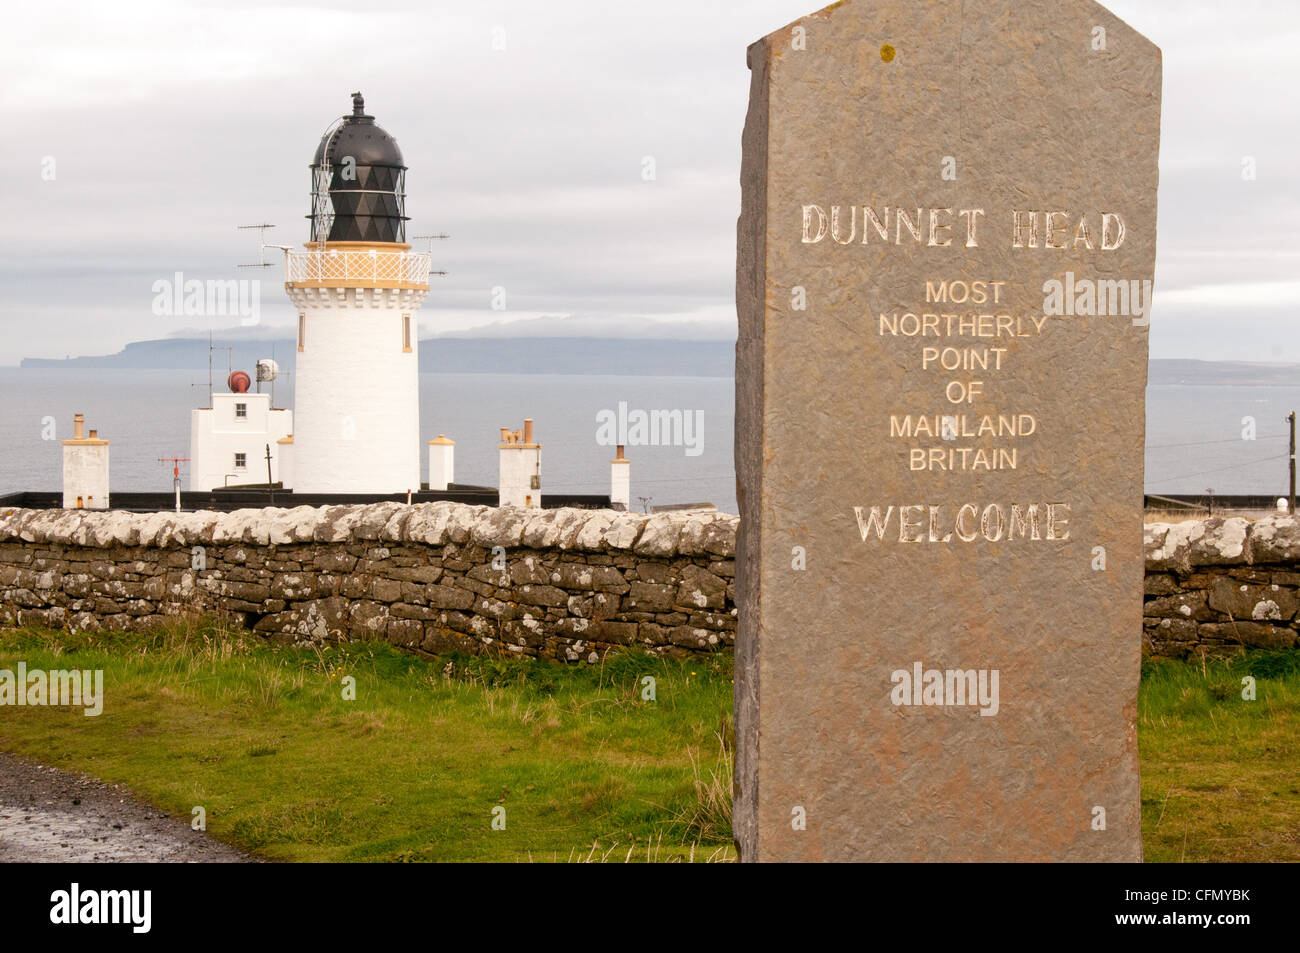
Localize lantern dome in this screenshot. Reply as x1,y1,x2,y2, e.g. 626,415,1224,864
308,93,408,244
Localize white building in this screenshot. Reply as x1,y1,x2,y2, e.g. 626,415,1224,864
190,390,292,491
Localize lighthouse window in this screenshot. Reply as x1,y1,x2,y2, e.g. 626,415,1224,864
235,402,247,419
298,313,306,351
234,453,247,469
402,314,411,352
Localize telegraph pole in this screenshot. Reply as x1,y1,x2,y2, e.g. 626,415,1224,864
265,443,275,505
1289,411,1296,514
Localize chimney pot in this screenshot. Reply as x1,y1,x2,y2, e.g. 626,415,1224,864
524,418,534,444
73,413,85,440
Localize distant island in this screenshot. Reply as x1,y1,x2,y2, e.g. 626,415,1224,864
18,342,1300,386
1146,359,1300,387
19,336,736,378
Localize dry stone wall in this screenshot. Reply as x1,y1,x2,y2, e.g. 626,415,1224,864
1144,516,1300,657
0,503,737,661
2,505,1298,660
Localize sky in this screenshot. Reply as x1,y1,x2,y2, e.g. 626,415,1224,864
0,0,1297,365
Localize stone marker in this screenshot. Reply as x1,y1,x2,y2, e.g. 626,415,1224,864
734,0,1160,861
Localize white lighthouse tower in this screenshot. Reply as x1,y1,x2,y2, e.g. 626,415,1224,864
284,93,432,493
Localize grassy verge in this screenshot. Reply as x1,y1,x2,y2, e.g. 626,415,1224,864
1,622,1296,861
0,622,735,862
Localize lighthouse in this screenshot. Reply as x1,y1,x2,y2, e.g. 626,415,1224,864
284,93,432,493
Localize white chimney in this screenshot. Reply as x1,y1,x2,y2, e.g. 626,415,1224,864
498,418,541,507
62,413,110,509
277,435,295,490
610,444,630,510
428,434,455,491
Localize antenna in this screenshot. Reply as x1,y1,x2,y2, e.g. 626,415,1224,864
203,333,231,405
206,335,232,404
413,233,450,253
238,223,292,268
412,233,451,277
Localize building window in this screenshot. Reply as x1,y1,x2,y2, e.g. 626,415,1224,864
235,402,247,419
402,313,411,352
234,452,246,469
298,313,306,351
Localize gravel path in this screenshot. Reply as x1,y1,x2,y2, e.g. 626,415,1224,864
0,751,252,862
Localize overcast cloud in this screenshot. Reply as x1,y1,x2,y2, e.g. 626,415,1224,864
1,0,1297,364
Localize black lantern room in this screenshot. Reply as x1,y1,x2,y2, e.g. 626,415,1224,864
308,93,408,244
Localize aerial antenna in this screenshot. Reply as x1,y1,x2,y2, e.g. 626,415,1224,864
206,335,232,405
202,332,230,405
413,233,450,253
412,233,451,277
238,223,292,268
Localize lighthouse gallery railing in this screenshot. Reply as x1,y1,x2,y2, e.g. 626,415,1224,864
286,249,432,285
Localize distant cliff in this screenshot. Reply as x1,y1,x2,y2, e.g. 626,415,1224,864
20,337,737,377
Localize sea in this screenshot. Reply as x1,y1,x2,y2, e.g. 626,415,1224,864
2,367,1297,514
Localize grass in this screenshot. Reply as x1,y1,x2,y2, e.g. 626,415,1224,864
0,621,735,862
1138,650,1300,862
0,621,1296,862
